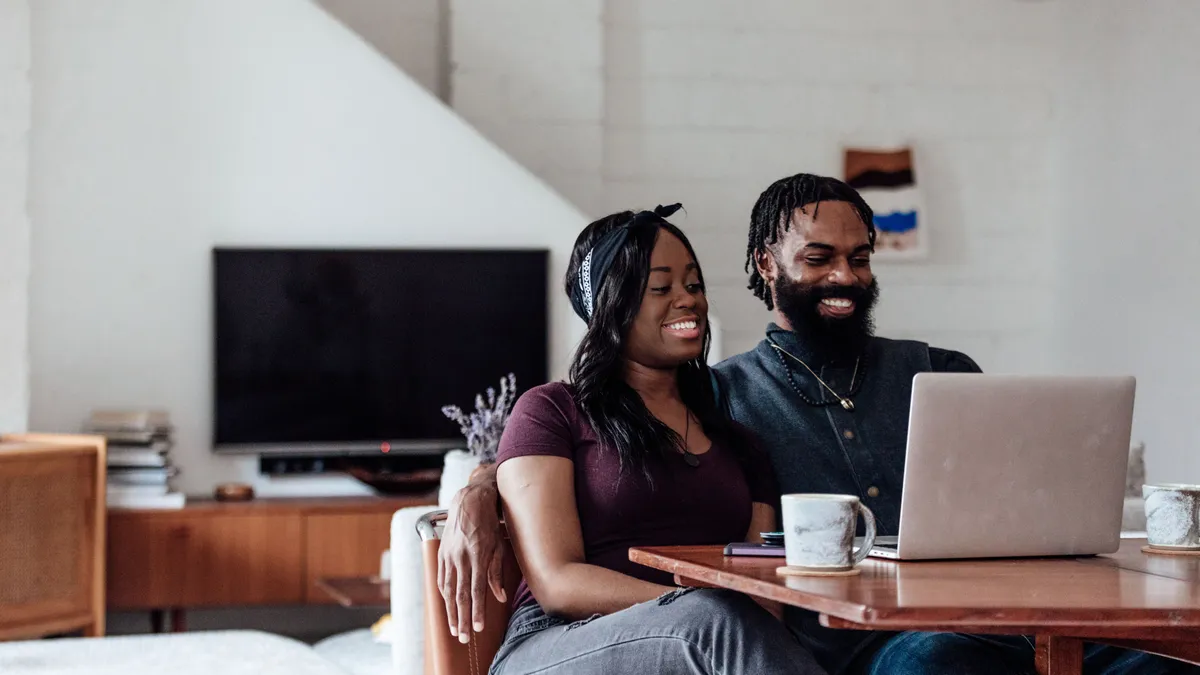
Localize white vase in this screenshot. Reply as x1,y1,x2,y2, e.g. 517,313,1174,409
439,449,481,508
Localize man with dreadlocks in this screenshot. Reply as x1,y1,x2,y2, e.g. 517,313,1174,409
711,173,1192,675
719,172,978,536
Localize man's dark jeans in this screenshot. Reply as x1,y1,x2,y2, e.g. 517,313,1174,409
855,632,1199,675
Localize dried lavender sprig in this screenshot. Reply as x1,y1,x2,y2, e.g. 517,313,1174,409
440,373,518,462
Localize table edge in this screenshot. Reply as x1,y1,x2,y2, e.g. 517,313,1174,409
629,547,872,623
629,545,1200,630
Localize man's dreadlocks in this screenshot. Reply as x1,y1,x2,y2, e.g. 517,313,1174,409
744,173,877,310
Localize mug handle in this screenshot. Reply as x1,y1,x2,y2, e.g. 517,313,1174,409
853,503,878,565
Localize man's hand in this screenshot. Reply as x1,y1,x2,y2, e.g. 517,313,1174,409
437,464,506,644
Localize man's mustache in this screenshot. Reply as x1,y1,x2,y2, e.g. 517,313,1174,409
807,284,871,302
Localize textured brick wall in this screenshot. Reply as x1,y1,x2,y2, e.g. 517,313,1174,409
450,0,606,216
318,0,442,96
601,0,1060,369
1056,0,1200,481
451,0,1061,371
449,0,1200,478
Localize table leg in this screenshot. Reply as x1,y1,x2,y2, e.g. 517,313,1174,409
170,608,187,633
149,609,164,633
1036,635,1083,675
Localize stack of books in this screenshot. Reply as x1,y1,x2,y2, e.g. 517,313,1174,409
85,409,186,510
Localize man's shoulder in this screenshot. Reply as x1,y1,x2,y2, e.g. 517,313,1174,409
712,343,770,384
710,346,770,413
870,337,982,373
713,345,763,373
711,336,982,378
926,346,982,373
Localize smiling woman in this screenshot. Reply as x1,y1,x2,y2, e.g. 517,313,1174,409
563,206,722,476
622,232,708,379
469,208,824,675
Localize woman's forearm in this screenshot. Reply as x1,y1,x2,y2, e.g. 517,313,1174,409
532,562,673,620
496,455,676,620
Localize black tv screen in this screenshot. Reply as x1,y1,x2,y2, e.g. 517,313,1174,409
213,248,549,454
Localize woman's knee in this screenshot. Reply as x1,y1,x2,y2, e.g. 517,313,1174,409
657,588,760,618
657,588,783,637
656,589,822,674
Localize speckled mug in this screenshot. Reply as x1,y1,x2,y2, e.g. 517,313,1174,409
1144,484,1200,550
781,494,877,571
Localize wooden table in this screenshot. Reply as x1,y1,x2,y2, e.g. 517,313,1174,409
630,539,1200,675
316,576,390,608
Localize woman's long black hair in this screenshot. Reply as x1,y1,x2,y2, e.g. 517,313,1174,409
565,211,749,480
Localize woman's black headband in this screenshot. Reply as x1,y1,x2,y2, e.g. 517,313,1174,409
569,203,683,323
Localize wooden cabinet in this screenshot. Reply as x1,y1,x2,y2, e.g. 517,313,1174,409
303,512,395,604
108,512,304,608
107,496,433,612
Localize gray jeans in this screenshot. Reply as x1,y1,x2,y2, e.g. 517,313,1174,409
490,588,827,675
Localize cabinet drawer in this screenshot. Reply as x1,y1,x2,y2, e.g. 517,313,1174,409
304,512,393,604
107,512,303,608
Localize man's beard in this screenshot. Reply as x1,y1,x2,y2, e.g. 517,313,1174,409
774,271,880,363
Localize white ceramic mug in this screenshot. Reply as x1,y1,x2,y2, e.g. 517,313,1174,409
781,493,877,571
1144,484,1200,550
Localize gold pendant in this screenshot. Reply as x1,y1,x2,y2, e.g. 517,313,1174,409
841,398,855,411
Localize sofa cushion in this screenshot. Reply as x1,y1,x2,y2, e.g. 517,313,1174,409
0,630,350,675
313,628,389,675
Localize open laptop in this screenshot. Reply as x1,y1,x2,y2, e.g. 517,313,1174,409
867,373,1135,561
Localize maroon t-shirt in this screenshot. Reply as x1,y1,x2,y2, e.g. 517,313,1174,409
496,382,778,610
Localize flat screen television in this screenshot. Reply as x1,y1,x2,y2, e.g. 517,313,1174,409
213,247,549,455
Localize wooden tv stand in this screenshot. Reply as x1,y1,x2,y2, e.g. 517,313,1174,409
106,495,434,631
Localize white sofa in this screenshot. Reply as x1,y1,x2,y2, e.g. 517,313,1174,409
388,505,440,675
0,630,350,675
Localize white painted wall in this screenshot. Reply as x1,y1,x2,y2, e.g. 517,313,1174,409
28,0,585,495
1056,1,1200,483
0,0,30,433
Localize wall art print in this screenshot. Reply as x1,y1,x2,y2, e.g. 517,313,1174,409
843,146,927,260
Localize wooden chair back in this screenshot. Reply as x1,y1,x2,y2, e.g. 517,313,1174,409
0,433,107,640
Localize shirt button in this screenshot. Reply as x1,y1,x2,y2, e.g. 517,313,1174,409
843,429,855,440
867,486,880,498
